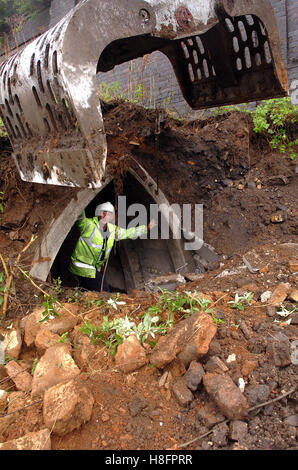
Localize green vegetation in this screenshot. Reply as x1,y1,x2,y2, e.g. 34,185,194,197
39,294,59,323
249,98,298,159
0,0,50,34
228,292,254,311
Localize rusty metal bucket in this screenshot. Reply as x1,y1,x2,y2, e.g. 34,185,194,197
0,0,288,188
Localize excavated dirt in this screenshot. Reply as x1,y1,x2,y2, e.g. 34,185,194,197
0,101,297,452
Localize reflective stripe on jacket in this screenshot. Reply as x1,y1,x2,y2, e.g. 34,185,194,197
69,211,147,278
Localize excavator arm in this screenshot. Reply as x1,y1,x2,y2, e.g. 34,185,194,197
0,0,288,188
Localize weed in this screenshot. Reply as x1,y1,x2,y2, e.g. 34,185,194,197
228,292,254,311
249,98,298,159
57,332,72,345
276,303,297,318
31,357,38,374
53,277,63,295
0,191,4,214
39,294,59,323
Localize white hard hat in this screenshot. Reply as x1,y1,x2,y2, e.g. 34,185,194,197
95,202,115,216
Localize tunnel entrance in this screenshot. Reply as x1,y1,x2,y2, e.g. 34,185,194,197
50,172,194,293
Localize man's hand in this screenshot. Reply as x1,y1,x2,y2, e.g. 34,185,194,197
148,219,157,230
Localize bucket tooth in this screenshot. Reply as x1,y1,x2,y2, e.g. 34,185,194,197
0,0,288,187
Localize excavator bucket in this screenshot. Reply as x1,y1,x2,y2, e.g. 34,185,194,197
0,0,288,188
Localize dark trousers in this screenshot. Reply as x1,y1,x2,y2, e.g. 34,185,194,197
77,270,110,292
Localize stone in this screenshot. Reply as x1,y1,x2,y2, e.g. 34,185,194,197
291,313,298,325
270,211,286,223
205,356,229,374
34,329,61,355
266,305,276,317
4,361,32,392
24,303,79,348
165,358,186,378
196,401,225,429
208,339,222,356
43,378,94,436
229,420,248,441
0,429,51,450
72,334,96,369
185,361,205,391
284,415,298,427
147,274,186,292
0,327,22,360
288,288,298,302
115,335,147,373
266,333,291,367
269,283,291,307
171,377,194,407
150,312,217,369
241,360,258,377
203,373,249,420
288,260,298,273
239,321,253,340
0,390,8,410
212,422,229,447
260,291,272,303
244,384,271,407
31,344,80,398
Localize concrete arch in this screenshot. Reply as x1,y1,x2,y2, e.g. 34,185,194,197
29,158,196,284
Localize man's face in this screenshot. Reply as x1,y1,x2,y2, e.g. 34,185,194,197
99,210,114,225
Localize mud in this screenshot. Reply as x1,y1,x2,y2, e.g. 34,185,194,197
0,100,297,451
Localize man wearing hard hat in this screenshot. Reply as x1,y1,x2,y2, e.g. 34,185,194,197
69,202,156,292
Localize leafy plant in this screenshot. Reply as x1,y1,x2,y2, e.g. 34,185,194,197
249,98,298,159
53,276,63,295
228,292,254,311
276,303,298,318
0,191,4,214
39,294,59,323
57,332,72,345
31,357,38,374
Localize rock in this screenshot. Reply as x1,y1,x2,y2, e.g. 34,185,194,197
146,273,186,292
0,429,51,450
269,283,291,307
205,356,229,374
270,211,286,223
34,329,61,355
115,335,147,373
266,305,276,317
239,321,253,340
72,334,96,369
0,390,8,409
291,313,298,325
288,288,298,302
43,378,94,435
260,291,272,303
284,415,298,427
244,384,271,407
171,377,194,407
288,259,298,273
196,401,225,429
4,361,32,392
241,360,258,377
165,358,186,378
203,373,249,420
150,312,217,369
0,327,22,360
208,339,222,356
212,422,229,447
24,303,79,348
266,333,291,367
31,344,80,398
128,395,147,417
229,420,248,441
185,361,205,391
